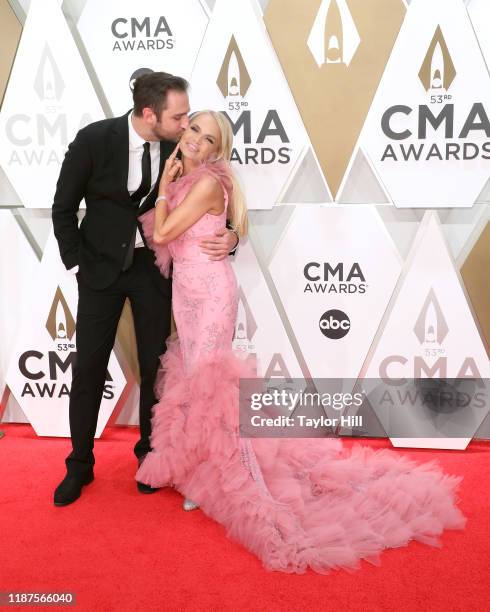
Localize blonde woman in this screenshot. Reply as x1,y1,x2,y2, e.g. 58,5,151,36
136,111,464,574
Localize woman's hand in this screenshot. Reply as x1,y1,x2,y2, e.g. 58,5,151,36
159,142,183,192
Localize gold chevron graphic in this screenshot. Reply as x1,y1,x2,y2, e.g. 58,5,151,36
0,0,22,106
265,0,406,199
46,287,76,341
461,222,490,352
216,35,251,98
418,25,456,92
413,288,449,345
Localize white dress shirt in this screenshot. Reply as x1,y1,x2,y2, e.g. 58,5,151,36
69,113,160,274
127,112,161,248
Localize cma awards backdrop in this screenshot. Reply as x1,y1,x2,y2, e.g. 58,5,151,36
1,0,490,448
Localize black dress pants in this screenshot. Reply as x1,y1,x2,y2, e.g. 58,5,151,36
65,249,171,477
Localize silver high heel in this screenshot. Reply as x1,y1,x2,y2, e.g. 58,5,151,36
182,498,200,511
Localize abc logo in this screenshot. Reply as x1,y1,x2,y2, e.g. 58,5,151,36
319,310,350,339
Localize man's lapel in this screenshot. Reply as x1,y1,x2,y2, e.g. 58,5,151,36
110,111,132,202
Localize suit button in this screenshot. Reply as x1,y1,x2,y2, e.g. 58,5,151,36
121,242,127,248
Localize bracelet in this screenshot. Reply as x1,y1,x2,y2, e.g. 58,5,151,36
230,227,240,246
155,195,167,205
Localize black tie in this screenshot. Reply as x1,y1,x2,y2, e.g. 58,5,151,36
131,141,151,204
122,142,152,271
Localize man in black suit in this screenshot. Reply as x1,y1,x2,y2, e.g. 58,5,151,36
52,73,238,506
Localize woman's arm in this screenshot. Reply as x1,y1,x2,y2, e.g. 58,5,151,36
153,175,224,244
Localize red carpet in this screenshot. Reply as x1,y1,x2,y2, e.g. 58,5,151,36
0,424,488,612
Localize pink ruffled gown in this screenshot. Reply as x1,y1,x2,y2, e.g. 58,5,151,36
136,161,465,574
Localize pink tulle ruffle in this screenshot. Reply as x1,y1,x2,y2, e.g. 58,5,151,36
166,160,233,204
137,209,171,278
136,339,466,574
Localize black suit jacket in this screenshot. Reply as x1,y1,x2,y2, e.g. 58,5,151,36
52,112,175,293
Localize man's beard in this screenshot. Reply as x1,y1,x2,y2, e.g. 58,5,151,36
151,121,182,142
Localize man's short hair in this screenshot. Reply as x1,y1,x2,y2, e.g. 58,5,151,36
132,72,188,117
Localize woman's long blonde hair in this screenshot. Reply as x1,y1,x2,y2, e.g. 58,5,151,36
190,110,248,237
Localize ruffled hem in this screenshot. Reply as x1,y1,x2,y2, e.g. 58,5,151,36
136,339,466,574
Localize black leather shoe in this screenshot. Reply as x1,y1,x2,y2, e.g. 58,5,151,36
54,472,94,506
136,456,159,494
136,480,159,494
